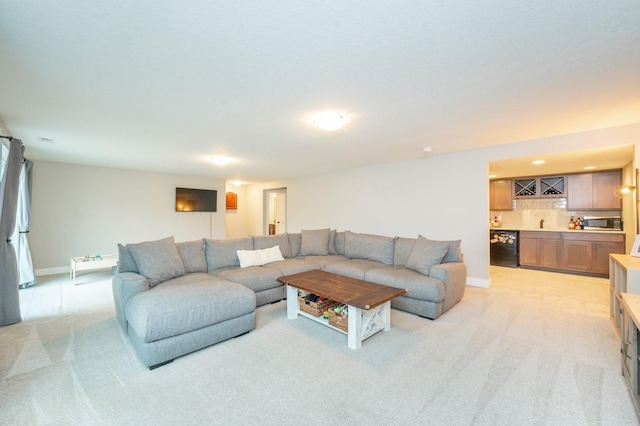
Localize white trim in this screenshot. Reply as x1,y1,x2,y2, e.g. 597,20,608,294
466,276,490,288
35,266,69,276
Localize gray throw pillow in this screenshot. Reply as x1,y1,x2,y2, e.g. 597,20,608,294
344,231,395,265
176,240,207,273
419,235,463,263
127,236,186,286
117,243,138,273
404,236,449,276
300,229,330,256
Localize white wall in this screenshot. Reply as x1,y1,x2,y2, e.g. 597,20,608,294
30,161,226,273
225,183,251,238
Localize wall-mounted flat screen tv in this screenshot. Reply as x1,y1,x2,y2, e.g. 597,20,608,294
175,187,217,212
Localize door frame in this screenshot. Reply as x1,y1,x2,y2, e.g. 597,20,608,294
263,187,287,235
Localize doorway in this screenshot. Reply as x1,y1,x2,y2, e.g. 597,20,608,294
264,188,287,235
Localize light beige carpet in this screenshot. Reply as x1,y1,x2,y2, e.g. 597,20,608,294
0,267,637,425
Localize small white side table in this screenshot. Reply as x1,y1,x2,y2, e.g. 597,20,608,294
70,254,118,283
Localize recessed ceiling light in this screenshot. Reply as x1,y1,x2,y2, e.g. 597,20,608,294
489,174,497,178
422,147,432,153
583,166,596,170
532,160,545,165
229,181,243,186
311,111,348,131
210,156,231,166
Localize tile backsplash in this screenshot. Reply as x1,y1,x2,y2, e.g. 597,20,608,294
490,198,621,230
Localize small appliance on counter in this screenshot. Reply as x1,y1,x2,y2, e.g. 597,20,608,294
582,216,622,231
490,229,519,268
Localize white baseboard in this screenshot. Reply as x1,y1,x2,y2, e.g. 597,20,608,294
466,276,490,288
35,266,69,276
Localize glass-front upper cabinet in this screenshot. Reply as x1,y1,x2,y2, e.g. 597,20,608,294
514,176,565,198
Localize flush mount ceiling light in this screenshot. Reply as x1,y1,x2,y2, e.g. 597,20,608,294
311,111,348,131
210,156,231,166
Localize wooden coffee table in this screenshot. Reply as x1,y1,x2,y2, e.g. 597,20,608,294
277,270,407,349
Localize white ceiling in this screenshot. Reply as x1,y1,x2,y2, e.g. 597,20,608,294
1,1,639,183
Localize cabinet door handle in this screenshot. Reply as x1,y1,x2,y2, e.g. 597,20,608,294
624,341,632,359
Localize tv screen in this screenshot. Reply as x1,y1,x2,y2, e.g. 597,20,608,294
175,187,217,212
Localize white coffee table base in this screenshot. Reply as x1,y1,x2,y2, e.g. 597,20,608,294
286,284,391,349
70,254,118,283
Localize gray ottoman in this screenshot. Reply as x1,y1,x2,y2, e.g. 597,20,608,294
125,273,256,368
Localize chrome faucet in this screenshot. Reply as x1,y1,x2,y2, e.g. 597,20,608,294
540,219,545,229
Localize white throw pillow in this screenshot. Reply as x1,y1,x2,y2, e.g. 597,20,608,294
237,245,284,268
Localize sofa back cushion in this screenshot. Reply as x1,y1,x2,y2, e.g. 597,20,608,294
117,243,139,273
300,229,330,256
254,234,292,258
127,236,186,286
394,237,416,266
204,236,253,271
176,240,207,273
419,235,463,263
288,233,301,257
344,231,395,265
334,231,346,255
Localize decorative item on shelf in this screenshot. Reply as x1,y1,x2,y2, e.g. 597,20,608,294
82,255,102,262
225,192,237,210
568,216,575,230
614,185,636,198
298,294,335,317
328,304,349,332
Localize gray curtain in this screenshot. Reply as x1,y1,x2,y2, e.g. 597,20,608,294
0,138,25,326
11,159,35,288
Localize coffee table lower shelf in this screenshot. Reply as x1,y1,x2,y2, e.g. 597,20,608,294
286,285,391,349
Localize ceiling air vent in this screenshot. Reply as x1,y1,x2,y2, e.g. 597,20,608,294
38,136,54,144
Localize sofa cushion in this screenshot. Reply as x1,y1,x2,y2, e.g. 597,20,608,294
328,229,338,255
215,266,282,293
204,237,253,271
300,255,349,269
344,231,395,265
237,246,284,268
300,229,330,256
334,231,346,255
254,234,292,258
176,240,207,273
288,233,301,257
394,237,416,266
127,236,186,286
365,266,445,302
125,273,255,343
420,235,463,263
117,243,138,273
323,259,389,280
265,258,320,276
404,236,448,275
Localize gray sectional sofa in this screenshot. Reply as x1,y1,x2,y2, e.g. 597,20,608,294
112,229,467,368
